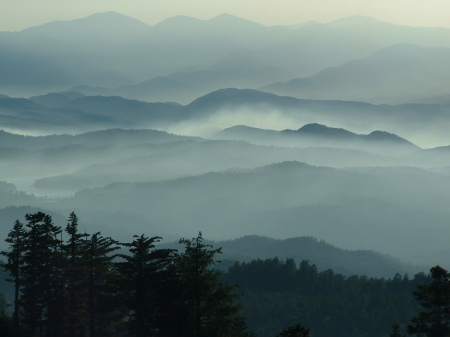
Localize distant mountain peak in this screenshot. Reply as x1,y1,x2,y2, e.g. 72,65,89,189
224,125,258,131
156,13,265,30
80,11,149,26
327,15,391,27
297,123,355,137
258,160,313,172
210,13,263,26
297,123,328,132
211,13,243,20
87,11,126,17
187,88,278,107
154,15,203,27
22,11,149,36
367,130,417,147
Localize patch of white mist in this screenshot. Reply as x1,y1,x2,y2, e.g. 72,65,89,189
163,107,310,138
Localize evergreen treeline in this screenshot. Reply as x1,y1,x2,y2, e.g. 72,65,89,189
221,258,430,337
0,212,250,337
1,211,447,337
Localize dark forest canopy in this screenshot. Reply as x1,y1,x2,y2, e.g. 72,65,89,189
0,212,250,337
0,212,445,337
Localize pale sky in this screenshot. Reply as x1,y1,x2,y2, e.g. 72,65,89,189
1,0,450,31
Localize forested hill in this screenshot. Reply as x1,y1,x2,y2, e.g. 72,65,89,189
161,235,421,278
0,211,434,337
221,257,428,337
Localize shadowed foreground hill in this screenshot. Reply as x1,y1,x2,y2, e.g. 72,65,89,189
161,235,420,278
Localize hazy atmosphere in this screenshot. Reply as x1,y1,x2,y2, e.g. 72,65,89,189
1,2,450,337
2,0,450,31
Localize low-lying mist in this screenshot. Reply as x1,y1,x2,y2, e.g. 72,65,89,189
1,122,450,270
3,11,450,277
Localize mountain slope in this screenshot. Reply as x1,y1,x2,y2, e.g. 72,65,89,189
183,88,450,147
37,161,450,266
3,88,450,147
161,235,420,278
22,11,150,41
5,13,450,96
209,236,420,278
114,56,291,104
216,123,419,153
261,44,450,103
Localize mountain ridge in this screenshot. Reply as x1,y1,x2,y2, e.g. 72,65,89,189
261,43,450,103
217,123,419,153
161,235,422,278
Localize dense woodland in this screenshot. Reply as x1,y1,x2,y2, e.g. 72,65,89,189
0,212,449,337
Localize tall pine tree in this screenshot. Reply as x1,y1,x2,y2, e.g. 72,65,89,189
408,265,450,337
21,212,64,337
64,212,90,337
116,235,174,337
85,232,120,337
173,232,244,337
1,220,26,334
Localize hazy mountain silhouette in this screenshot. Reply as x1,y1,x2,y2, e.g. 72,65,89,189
3,88,450,146
114,56,291,104
29,161,446,266
67,85,115,97
261,44,450,103
5,11,450,276
4,12,450,97
0,32,81,95
195,235,420,278
29,91,86,108
217,123,418,153
0,20,131,96
22,11,150,41
406,93,450,105
64,96,183,124
0,128,192,149
32,136,412,192
183,88,450,147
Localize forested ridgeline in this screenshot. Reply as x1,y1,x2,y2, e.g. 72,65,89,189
0,212,447,337
222,259,428,337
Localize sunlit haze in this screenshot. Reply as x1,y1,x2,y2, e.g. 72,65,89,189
1,0,450,31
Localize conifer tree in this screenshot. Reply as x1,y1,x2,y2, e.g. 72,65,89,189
20,212,65,337
0,292,12,336
390,323,405,337
1,220,26,333
407,265,450,337
275,323,310,337
85,232,120,337
64,212,90,337
173,232,244,337
116,235,174,337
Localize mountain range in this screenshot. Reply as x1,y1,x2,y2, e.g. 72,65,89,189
26,160,446,266
2,11,450,279
216,123,418,153
261,43,450,104
161,235,421,278
3,88,450,147
3,12,450,100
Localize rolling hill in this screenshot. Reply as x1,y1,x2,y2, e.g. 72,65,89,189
2,88,450,147
32,161,450,266
216,123,419,153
